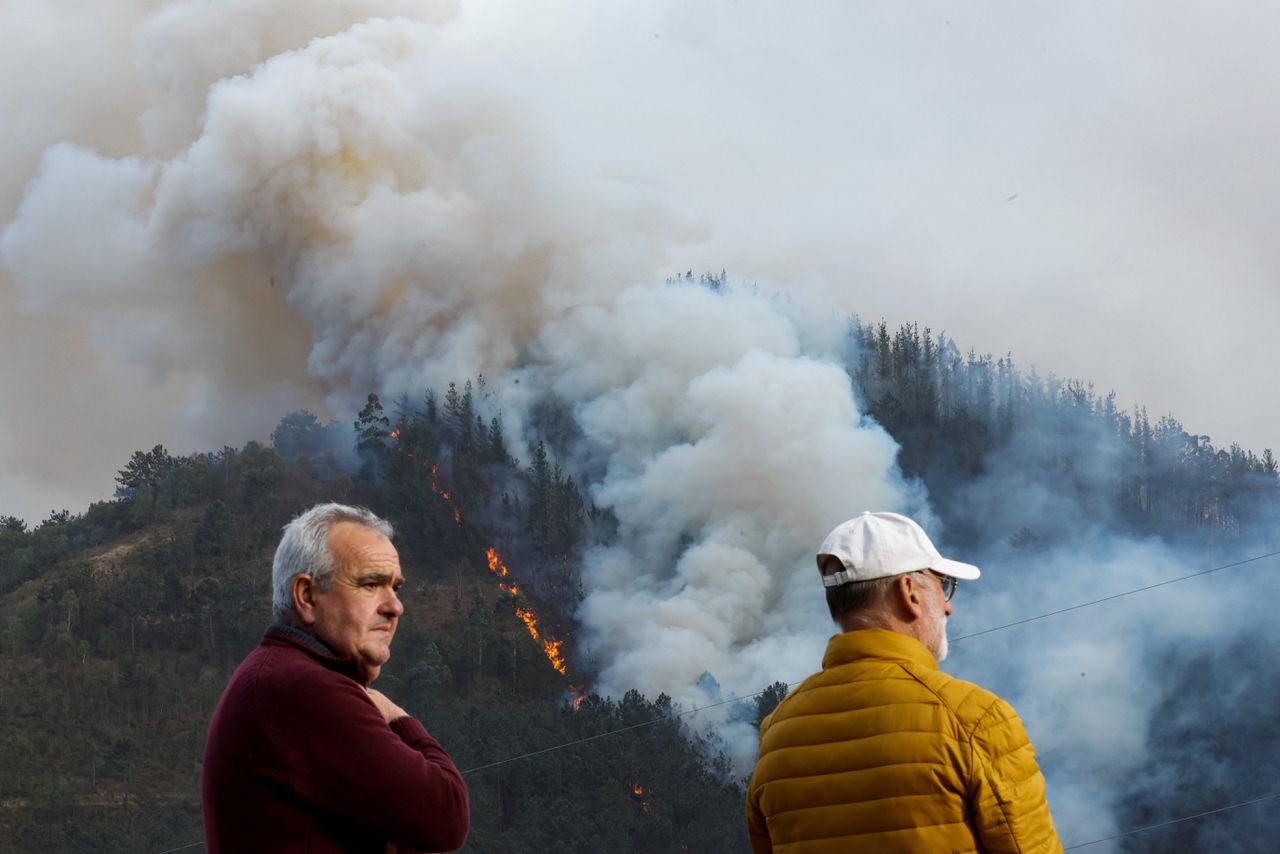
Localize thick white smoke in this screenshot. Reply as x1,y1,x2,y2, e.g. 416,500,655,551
529,287,929,766
0,0,450,517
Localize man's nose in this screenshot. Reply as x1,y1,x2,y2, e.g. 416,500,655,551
381,589,404,617
944,599,953,618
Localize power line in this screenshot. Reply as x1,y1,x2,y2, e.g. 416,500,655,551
463,549,1280,773
460,689,766,774
153,843,203,854
1063,791,1280,850
951,549,1280,644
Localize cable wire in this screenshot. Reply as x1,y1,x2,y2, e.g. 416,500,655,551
463,549,1280,773
460,689,766,774
1063,791,1280,850
951,549,1280,643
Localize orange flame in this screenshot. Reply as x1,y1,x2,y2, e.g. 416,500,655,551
486,547,508,577
544,638,567,675
515,606,568,675
430,465,462,524
430,465,452,501
390,428,401,441
485,546,568,675
432,470,568,676
630,783,651,814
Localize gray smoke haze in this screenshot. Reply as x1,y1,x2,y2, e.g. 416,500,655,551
3,2,1278,845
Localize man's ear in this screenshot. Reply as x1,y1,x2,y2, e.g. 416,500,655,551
896,573,927,621
292,574,319,626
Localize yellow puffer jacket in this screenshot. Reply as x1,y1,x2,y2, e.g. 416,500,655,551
746,629,1062,853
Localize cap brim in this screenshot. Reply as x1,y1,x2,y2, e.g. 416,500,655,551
936,557,981,581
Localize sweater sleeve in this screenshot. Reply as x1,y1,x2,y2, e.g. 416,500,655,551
968,696,1063,854
260,663,470,852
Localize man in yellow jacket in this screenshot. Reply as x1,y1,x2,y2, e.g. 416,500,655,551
746,511,1062,853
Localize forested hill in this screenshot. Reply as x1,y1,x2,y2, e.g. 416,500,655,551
1,310,1276,852
848,319,1277,551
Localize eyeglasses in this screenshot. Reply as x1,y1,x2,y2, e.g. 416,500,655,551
919,570,957,602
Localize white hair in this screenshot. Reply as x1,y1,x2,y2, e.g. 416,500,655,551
271,503,394,618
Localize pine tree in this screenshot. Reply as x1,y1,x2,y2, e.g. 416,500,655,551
488,417,510,465
114,445,175,512
355,394,391,481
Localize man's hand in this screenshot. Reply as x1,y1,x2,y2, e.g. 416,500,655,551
365,687,408,723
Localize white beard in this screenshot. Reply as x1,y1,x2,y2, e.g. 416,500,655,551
925,605,949,663
934,618,949,663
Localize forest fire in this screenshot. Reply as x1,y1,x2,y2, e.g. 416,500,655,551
430,465,462,524
485,547,568,675
429,466,569,676
430,464,448,500
630,783,651,815
516,606,568,674
486,547,509,578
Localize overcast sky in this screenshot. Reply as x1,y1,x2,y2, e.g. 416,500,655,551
3,0,1278,524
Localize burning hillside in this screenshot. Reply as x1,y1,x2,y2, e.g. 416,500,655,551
487,546,568,676
424,446,570,677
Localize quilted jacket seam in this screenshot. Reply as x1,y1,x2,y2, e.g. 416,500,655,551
896,662,979,747
766,789,972,820
781,815,977,841
971,697,1027,854
757,757,962,787
972,696,1013,737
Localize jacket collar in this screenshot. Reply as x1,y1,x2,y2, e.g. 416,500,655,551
822,628,939,672
262,622,364,682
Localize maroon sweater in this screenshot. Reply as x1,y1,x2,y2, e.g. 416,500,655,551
202,625,470,853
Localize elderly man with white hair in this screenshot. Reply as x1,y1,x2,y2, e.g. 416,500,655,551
203,502,470,854
746,511,1062,853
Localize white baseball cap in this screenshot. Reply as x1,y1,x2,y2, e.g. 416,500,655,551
817,511,981,588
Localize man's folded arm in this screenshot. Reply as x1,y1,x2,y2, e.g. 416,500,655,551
266,672,470,852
